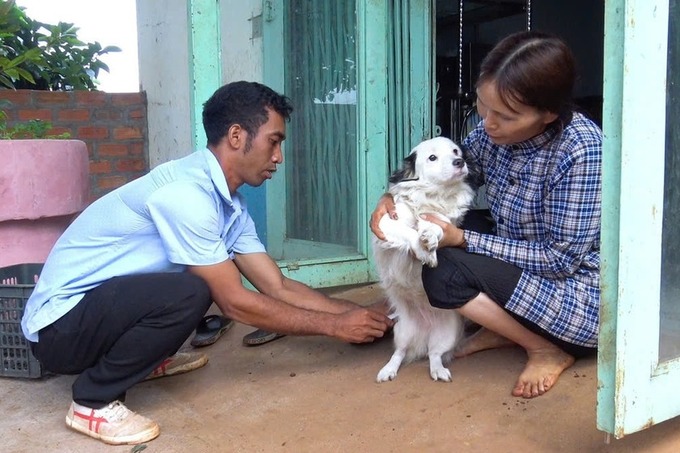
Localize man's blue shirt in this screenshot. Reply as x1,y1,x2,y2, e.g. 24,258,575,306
21,148,265,342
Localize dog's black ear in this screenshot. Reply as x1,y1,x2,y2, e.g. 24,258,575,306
389,152,417,183
460,143,484,190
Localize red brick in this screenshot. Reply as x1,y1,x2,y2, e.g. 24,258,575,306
98,143,128,156
97,175,128,190
94,109,122,121
58,109,91,122
75,91,108,106
89,161,112,174
116,158,146,172
77,126,109,139
113,126,143,140
128,109,146,120
112,93,144,105
18,109,52,121
0,90,33,105
46,126,74,138
35,91,71,104
129,142,145,155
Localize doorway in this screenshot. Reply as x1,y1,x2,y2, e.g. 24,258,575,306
434,0,605,142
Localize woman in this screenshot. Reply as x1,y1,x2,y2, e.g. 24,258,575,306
371,31,601,398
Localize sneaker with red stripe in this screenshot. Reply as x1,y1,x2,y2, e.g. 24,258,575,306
144,351,208,381
65,400,160,445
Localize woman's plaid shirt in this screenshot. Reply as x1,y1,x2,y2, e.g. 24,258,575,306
463,112,602,348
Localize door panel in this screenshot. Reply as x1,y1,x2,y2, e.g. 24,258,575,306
261,0,433,287
598,0,680,439
262,0,390,286
660,0,680,363
281,0,359,254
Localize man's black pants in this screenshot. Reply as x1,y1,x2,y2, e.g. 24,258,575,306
32,272,212,408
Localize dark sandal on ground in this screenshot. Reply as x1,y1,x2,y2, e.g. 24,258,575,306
191,315,234,347
242,329,285,346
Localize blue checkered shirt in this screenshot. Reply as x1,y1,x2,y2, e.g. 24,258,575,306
463,112,602,347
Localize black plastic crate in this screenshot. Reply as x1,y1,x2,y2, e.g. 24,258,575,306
0,263,43,378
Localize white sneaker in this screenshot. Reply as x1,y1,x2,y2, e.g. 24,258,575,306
65,400,160,445
144,351,209,381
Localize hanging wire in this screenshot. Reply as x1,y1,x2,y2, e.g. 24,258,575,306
450,0,465,141
457,0,464,96
526,0,532,31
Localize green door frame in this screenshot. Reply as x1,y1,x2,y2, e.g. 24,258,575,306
187,0,221,150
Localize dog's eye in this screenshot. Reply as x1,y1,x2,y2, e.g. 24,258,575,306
428,154,437,161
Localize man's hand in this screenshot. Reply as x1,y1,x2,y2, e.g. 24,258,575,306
370,193,397,241
366,298,391,316
333,307,394,343
419,213,467,248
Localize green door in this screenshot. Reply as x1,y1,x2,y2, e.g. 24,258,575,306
598,0,680,438
261,0,434,288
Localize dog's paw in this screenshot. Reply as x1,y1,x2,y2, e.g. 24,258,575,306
414,229,440,267
376,365,399,383
413,248,438,267
430,366,452,382
419,228,439,252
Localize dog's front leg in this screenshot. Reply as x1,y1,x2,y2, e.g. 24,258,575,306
415,220,444,267
376,349,406,382
428,353,452,382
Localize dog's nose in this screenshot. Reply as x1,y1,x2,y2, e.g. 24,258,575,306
452,158,465,168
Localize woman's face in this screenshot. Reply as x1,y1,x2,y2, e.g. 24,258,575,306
476,80,558,146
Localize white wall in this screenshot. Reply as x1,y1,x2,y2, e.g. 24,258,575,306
137,0,192,166
219,1,264,84
136,0,264,167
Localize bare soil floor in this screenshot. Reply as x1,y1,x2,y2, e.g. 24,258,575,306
3,284,680,453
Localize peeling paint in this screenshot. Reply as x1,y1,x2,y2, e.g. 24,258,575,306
641,418,655,430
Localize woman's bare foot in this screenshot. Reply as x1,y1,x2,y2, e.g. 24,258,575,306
454,327,516,357
512,346,575,398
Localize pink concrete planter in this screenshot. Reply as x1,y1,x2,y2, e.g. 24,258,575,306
0,139,89,267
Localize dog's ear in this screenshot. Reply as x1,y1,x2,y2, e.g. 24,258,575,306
460,143,484,190
389,152,417,183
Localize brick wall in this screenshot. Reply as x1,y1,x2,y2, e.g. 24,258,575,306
0,90,149,202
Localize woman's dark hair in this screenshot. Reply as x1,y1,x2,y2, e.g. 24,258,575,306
202,81,293,147
477,31,576,125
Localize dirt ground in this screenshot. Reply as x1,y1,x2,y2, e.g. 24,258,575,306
3,283,680,453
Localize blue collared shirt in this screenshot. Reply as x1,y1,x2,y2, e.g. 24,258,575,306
463,112,602,347
21,148,265,342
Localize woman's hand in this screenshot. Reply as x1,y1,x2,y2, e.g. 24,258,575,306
420,214,467,248
370,193,396,241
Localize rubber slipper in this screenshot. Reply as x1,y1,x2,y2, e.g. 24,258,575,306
242,329,285,346
191,315,234,347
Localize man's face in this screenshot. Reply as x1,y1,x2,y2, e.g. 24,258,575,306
239,108,286,187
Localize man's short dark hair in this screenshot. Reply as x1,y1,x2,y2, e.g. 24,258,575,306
202,81,293,147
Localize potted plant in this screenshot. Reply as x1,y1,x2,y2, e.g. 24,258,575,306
0,107,89,268
0,0,120,267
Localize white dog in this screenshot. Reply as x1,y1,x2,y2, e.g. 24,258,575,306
373,136,475,382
